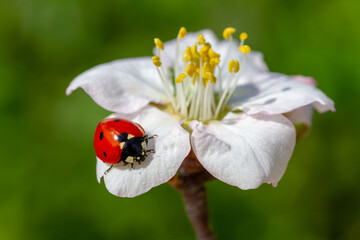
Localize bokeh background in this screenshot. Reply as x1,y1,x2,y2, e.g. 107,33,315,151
1,0,359,239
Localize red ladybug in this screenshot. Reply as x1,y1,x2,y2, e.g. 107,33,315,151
94,118,155,173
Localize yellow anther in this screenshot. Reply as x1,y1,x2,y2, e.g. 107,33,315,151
223,27,236,39
210,57,220,67
239,32,248,41
228,60,239,73
202,64,212,75
178,27,187,39
233,60,240,73
200,43,210,57
152,56,161,67
191,45,200,58
239,45,251,54
197,34,205,45
176,73,187,83
185,64,196,77
206,72,217,84
154,38,164,50
208,48,220,59
182,47,193,62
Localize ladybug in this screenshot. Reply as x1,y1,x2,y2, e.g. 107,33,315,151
94,118,156,173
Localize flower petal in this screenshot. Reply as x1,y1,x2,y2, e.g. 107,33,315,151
229,73,335,115
190,113,296,189
96,106,190,197
285,105,314,127
285,105,313,141
66,57,169,114
215,44,269,77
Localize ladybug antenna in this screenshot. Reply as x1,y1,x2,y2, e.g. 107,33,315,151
104,164,114,175
147,135,158,140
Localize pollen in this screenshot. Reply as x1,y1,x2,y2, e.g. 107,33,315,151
239,32,248,41
223,27,236,39
176,73,187,83
178,27,187,39
154,38,164,50
239,45,251,54
152,56,161,67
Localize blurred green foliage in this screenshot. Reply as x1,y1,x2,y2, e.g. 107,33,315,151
0,0,359,239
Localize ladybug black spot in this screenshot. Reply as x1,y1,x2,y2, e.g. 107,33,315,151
113,119,122,122
103,152,107,157
118,132,128,143
99,132,104,140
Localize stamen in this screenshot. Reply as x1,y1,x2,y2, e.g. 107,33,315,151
151,28,250,122
215,59,239,118
220,27,235,70
152,56,161,67
154,65,177,111
178,27,187,39
228,60,240,73
154,38,164,50
183,47,193,62
223,27,236,39
221,47,251,112
208,48,220,59
239,45,251,54
191,45,200,59
210,57,219,68
216,65,223,97
197,34,205,45
239,32,248,41
176,73,187,83
207,72,216,84
200,43,210,57
185,64,196,77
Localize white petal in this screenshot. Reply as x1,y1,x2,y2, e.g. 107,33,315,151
285,104,314,127
284,76,317,127
215,43,269,78
229,73,335,115
190,113,296,189
66,57,169,114
96,106,190,197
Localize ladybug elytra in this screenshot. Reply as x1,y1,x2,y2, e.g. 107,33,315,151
94,118,156,173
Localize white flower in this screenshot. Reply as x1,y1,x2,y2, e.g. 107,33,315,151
67,28,334,197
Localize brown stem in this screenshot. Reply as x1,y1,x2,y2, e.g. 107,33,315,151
169,151,216,240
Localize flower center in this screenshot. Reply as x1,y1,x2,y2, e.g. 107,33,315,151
152,27,251,122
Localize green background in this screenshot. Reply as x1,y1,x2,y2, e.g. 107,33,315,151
1,0,359,239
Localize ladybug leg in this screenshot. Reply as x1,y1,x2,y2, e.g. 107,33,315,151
146,149,155,156
104,164,114,175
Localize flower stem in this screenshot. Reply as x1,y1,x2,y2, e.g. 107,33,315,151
169,151,216,240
